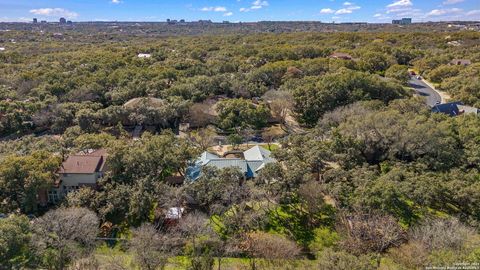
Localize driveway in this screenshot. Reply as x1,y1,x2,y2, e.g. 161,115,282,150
408,76,442,107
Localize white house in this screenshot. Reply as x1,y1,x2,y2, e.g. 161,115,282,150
186,145,276,181
137,53,152,58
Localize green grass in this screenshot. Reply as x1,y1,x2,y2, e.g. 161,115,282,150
93,244,317,270
95,244,137,269
260,143,279,151
224,143,280,152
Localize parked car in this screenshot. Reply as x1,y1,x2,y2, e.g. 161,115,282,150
416,76,422,80
250,135,263,143
410,71,416,75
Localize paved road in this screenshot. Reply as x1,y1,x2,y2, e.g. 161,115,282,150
408,76,442,107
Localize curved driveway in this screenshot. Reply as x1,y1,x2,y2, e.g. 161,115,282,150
408,76,442,107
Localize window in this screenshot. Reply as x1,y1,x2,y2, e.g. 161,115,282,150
48,190,58,203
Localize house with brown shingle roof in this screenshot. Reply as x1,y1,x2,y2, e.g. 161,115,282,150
48,149,107,203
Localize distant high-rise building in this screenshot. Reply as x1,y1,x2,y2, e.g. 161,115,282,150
33,18,38,24
392,18,412,25
59,17,67,24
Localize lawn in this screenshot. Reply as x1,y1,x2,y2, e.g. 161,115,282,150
93,244,314,270
225,143,280,152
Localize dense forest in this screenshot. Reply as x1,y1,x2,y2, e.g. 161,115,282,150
1,24,480,269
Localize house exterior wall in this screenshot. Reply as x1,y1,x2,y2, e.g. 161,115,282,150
60,173,100,186
55,172,102,199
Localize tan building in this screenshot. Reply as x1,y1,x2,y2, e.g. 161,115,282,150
329,52,353,60
450,59,471,66
48,149,107,203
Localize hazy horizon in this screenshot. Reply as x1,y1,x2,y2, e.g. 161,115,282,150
1,19,480,24
1,0,479,23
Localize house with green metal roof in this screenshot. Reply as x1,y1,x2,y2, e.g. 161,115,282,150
186,145,276,181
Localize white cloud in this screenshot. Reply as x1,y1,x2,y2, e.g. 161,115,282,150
387,0,413,8
215,7,228,12
386,0,416,15
201,6,227,12
29,8,78,18
373,13,391,20
396,8,422,16
442,0,464,5
335,8,352,14
320,8,335,14
223,12,233,17
111,0,121,4
466,10,480,16
426,8,462,16
427,9,447,16
320,2,360,16
240,0,268,12
251,0,268,9
252,0,268,7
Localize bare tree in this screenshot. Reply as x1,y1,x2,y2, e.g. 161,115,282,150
189,103,216,128
262,90,293,125
261,127,284,151
297,180,331,227
410,218,476,251
189,126,217,151
104,254,131,270
33,207,99,270
68,256,99,270
337,211,406,266
178,212,210,252
177,212,215,270
317,249,376,270
239,231,301,270
130,224,180,270
387,241,429,270
238,127,254,148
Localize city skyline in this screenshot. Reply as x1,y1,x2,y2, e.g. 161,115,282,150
1,0,479,23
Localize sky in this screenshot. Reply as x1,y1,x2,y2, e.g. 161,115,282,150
0,0,479,23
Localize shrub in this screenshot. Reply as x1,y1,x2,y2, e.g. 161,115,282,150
410,218,475,251
317,249,376,270
308,228,339,255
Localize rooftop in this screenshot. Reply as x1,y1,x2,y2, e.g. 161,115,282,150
432,101,479,117
330,52,353,59
59,149,107,174
450,59,471,65
187,145,276,180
